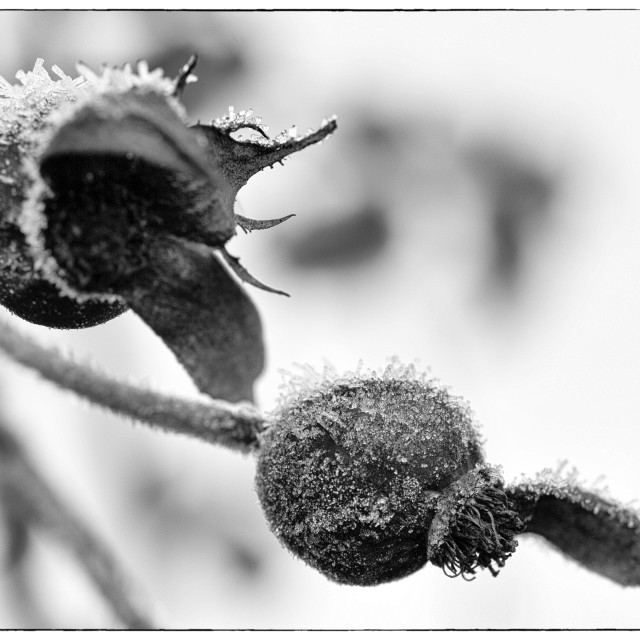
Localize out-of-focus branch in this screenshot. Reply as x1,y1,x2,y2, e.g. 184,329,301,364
0,425,156,629
0,319,265,453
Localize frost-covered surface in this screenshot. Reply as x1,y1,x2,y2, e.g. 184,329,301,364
0,59,195,307
212,105,337,148
0,58,187,305
507,464,640,586
256,361,485,585
0,58,182,157
510,463,640,529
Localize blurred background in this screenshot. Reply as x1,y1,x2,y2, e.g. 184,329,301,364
1,9,640,629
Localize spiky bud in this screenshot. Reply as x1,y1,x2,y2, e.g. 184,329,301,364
255,364,524,585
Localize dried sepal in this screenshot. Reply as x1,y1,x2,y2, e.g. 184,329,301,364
190,112,337,192
218,247,289,297
507,467,640,586
123,235,264,403
236,213,295,233
428,464,525,580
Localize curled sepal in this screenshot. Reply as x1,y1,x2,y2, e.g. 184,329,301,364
428,465,525,580
191,113,337,192
236,213,295,233
507,468,640,587
123,235,264,403
218,246,289,297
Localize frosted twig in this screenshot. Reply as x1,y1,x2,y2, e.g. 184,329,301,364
0,424,155,629
0,319,265,453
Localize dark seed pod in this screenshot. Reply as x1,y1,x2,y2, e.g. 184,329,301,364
255,364,524,585
0,59,126,328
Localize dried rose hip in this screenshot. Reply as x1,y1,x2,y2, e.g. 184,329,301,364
256,364,524,585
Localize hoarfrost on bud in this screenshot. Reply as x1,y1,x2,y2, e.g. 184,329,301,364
1,58,181,148
211,107,337,149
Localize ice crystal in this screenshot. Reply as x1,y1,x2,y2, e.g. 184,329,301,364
212,106,337,149
0,58,180,146
511,463,640,530
505,461,640,586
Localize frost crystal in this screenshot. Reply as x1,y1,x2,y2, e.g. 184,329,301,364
0,58,179,145
507,462,640,586
511,463,640,529
212,106,337,149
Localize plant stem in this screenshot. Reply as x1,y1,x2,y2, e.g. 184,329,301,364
0,424,156,629
0,318,265,453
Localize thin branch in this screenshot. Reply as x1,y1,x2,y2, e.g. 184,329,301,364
0,318,265,453
0,424,156,629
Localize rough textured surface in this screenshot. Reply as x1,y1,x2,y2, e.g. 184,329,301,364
39,89,237,272
508,467,640,586
2,58,336,399
125,235,264,404
255,364,484,585
190,112,337,192
427,465,524,579
0,60,126,328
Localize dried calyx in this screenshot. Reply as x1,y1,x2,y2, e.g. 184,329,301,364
0,57,336,401
255,363,524,585
427,465,524,579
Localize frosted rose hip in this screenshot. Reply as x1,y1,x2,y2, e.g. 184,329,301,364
255,367,522,585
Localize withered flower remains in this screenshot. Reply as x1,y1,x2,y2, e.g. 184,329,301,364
0,58,336,401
